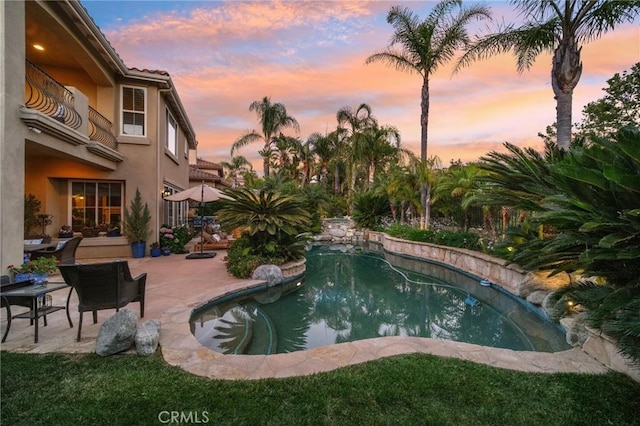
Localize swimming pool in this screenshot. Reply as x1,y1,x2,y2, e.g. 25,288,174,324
190,244,570,355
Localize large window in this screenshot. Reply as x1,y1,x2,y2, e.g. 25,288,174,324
162,184,188,227
70,181,123,231
121,86,146,136
166,109,177,155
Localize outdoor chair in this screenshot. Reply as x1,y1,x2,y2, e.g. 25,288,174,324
1,275,35,342
30,236,83,264
58,261,146,341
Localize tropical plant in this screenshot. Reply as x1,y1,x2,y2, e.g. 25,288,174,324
230,96,300,177
351,190,392,230
216,188,312,268
456,1,640,148
367,1,491,228
123,188,151,243
355,124,401,187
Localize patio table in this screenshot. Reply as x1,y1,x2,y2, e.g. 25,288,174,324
1,281,73,343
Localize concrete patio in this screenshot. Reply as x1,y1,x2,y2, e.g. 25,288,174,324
1,251,609,380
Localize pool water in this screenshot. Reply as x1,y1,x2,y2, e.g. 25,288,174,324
190,245,570,355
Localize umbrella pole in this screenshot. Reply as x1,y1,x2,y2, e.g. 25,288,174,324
186,182,216,260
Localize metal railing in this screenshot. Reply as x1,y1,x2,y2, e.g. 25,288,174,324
88,106,118,149
24,60,82,129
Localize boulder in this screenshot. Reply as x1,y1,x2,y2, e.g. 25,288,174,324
135,319,161,356
96,309,138,356
252,264,284,287
517,270,572,298
560,313,589,346
526,290,549,306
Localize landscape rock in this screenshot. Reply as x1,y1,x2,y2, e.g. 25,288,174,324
526,290,549,306
135,319,161,356
517,270,571,298
96,309,138,356
560,313,589,346
252,264,284,287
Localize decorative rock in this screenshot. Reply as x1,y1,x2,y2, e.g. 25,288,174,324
526,290,549,306
96,309,138,356
252,264,284,287
517,270,571,298
135,319,161,356
560,313,589,346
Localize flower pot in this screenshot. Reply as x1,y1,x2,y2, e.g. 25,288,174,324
58,232,74,238
161,248,171,256
131,242,146,258
106,230,121,237
14,273,48,285
81,229,100,238
150,247,161,257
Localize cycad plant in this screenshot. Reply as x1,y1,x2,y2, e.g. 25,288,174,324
216,188,312,268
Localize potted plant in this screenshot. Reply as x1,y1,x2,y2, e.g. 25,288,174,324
8,257,59,285
58,224,74,238
123,188,151,258
106,223,121,237
150,242,161,257
81,221,100,238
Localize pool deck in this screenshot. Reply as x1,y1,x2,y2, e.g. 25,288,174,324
0,252,609,379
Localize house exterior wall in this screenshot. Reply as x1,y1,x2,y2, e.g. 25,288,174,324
1,1,28,272
1,0,197,269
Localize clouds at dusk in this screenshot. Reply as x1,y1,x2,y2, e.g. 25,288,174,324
84,1,640,168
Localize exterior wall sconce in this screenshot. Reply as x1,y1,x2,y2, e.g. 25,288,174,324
162,190,172,198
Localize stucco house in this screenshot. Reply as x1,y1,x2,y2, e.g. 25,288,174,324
1,0,199,271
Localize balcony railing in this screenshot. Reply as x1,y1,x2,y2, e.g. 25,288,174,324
24,60,82,130
88,106,118,149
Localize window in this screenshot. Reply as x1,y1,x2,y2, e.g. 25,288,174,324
70,181,123,230
162,184,188,227
121,86,146,136
166,109,177,155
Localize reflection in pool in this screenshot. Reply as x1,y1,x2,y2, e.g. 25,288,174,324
190,245,570,355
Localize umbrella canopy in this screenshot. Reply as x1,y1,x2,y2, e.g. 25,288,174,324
164,183,232,203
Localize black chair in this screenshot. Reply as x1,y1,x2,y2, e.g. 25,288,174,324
1,275,35,342
58,261,146,341
30,236,83,265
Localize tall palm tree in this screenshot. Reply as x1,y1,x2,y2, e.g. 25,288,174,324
220,155,253,188
367,1,491,228
231,96,300,177
456,0,640,148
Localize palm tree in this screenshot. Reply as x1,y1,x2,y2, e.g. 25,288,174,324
220,155,253,188
355,124,401,187
367,1,491,228
456,1,640,148
231,96,300,177
336,103,378,197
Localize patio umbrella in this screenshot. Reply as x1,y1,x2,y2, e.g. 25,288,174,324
164,182,232,259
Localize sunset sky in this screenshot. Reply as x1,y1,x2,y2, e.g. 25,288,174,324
82,0,639,170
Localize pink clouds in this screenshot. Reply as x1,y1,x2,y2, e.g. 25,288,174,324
92,1,639,170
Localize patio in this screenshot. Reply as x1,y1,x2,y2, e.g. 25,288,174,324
0,251,608,379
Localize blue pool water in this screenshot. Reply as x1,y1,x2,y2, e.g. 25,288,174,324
190,244,570,355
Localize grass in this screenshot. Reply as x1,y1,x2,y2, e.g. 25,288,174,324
2,351,639,425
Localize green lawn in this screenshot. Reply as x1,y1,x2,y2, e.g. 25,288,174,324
1,351,638,425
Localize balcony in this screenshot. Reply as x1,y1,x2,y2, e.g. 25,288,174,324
21,60,123,163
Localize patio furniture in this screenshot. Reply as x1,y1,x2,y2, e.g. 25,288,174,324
30,236,83,264
1,276,73,343
58,261,146,341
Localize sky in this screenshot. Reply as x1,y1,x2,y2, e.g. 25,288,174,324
81,0,640,170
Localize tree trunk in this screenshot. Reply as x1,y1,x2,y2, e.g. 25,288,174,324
552,36,582,149
420,76,430,229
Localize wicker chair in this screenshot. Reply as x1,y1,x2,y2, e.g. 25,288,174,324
58,261,146,341
30,236,83,264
